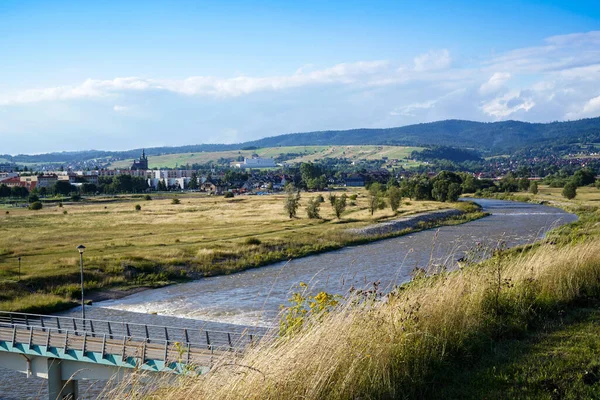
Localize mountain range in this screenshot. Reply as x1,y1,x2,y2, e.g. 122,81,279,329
3,117,600,164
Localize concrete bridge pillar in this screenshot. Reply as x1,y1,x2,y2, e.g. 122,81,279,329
47,359,78,400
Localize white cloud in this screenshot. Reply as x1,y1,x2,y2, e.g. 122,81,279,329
3,30,600,153
479,72,511,95
481,90,535,118
413,49,452,72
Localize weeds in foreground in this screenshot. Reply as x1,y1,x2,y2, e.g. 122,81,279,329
100,226,600,399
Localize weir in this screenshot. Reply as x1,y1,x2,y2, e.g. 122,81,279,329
0,311,259,399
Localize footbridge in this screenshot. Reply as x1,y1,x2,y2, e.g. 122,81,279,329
0,311,261,399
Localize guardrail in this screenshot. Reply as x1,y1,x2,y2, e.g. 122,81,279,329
0,311,262,353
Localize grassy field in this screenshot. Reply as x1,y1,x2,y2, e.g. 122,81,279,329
108,186,600,399
0,188,477,313
108,145,422,168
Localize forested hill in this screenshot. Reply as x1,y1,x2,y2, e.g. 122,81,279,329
243,117,600,153
3,117,600,164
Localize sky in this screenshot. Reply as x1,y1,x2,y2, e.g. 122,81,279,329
1,0,600,155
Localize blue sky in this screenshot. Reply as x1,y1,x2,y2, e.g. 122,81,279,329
1,0,600,154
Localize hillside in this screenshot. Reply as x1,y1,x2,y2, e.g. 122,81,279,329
4,117,600,166
108,145,422,169
243,118,600,153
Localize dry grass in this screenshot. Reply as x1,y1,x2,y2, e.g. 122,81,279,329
0,189,464,311
101,188,600,399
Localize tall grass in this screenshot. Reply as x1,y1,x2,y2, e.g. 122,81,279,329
101,230,600,399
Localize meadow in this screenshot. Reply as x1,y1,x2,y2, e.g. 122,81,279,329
108,145,422,168
102,186,600,399
0,188,476,313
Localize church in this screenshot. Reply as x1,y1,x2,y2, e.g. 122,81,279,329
131,150,149,170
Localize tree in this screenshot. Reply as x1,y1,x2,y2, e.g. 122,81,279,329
432,180,450,202
572,168,596,187
10,186,28,198
517,178,530,192
367,183,385,215
284,184,301,218
188,172,199,190
447,183,462,202
388,186,401,212
333,194,347,219
305,197,321,219
0,184,10,198
54,180,75,196
562,182,577,199
530,181,539,194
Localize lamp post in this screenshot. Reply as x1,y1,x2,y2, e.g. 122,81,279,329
17,257,21,281
76,245,86,321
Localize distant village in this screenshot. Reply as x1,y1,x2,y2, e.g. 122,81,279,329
0,150,369,195
1,148,599,198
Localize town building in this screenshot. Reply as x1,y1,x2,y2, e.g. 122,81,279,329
131,150,149,170
234,157,276,169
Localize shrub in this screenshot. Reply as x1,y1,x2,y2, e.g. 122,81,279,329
224,192,234,198
562,182,577,199
349,194,358,201
71,194,81,202
28,194,39,203
135,204,142,211
144,195,152,201
171,198,181,205
245,237,262,245
58,202,63,208
29,201,43,210
63,210,67,215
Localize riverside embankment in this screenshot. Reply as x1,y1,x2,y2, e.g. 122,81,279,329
0,198,578,399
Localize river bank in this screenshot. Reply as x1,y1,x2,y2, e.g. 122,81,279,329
79,202,484,310
95,191,593,399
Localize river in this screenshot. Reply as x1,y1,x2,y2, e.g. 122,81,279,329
0,198,577,399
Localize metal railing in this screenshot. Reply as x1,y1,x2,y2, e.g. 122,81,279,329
0,311,262,354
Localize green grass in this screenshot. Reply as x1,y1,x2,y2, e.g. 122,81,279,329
426,301,600,399
108,145,422,168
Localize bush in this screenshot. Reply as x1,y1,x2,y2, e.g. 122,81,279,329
562,182,577,199
29,201,43,210
71,194,81,202
63,210,68,215
245,237,262,245
171,198,181,205
28,194,39,203
144,195,152,201
224,192,234,198
58,202,63,208
135,204,142,211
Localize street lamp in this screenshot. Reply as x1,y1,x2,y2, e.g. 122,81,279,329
76,245,86,321
17,257,21,281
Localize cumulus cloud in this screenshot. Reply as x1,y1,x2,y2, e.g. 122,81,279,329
481,90,535,118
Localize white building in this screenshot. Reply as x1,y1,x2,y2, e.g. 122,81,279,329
234,157,276,169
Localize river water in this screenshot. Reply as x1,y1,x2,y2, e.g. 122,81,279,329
0,199,577,399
